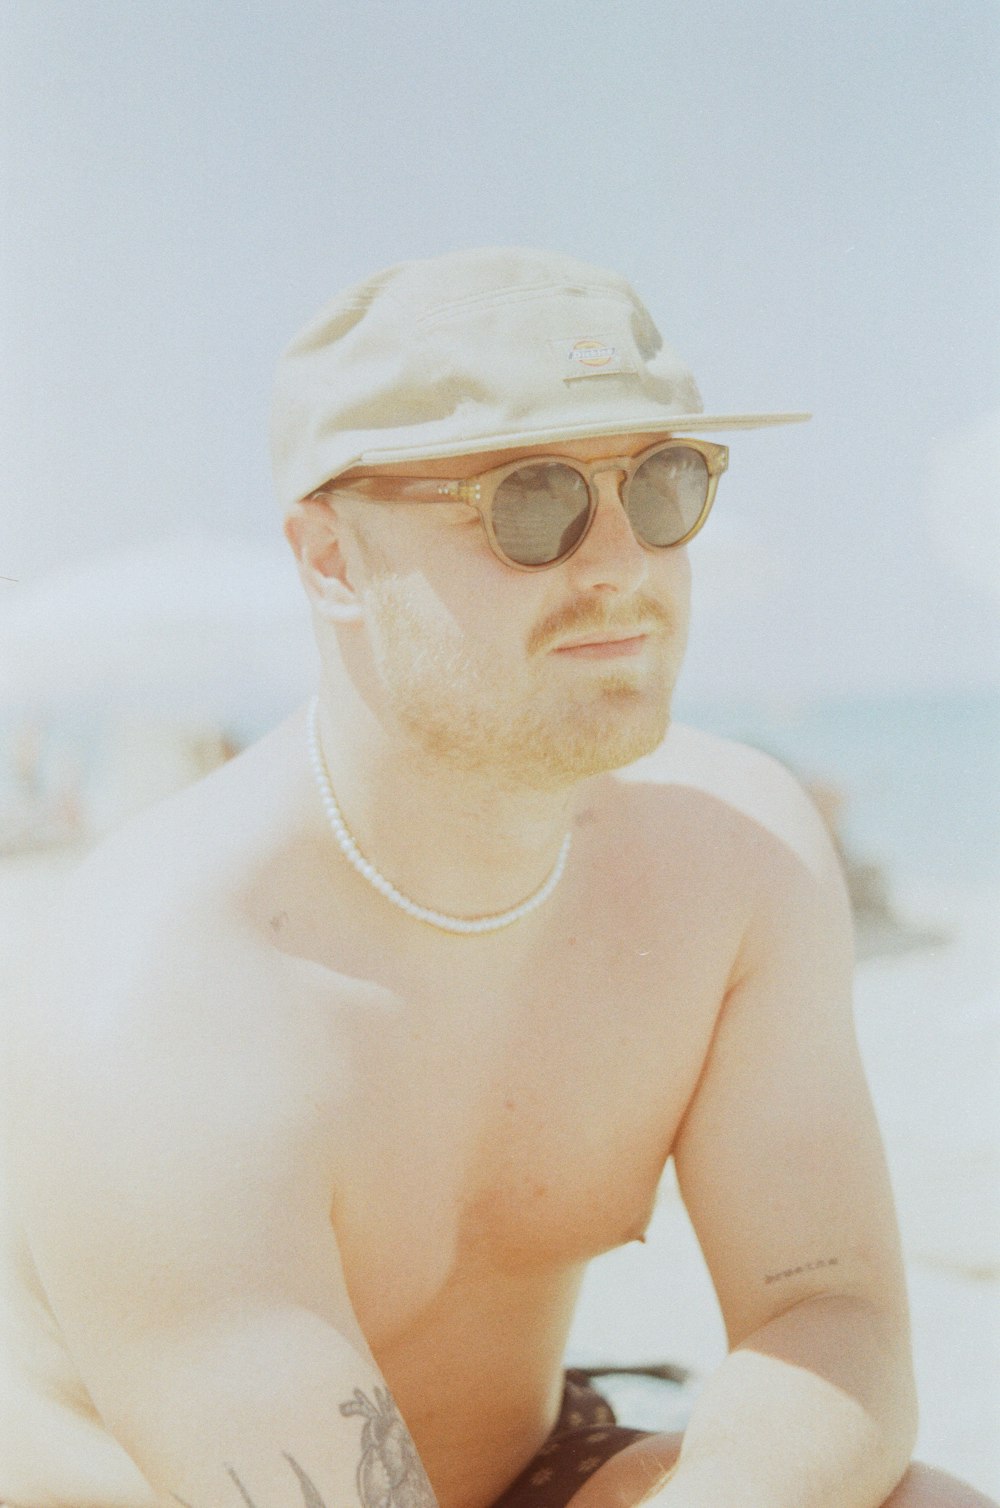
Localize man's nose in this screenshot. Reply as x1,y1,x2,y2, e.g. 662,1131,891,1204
564,469,649,592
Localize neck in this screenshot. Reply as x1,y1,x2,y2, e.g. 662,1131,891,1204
308,682,581,924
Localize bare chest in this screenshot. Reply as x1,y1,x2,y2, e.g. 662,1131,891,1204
314,922,729,1346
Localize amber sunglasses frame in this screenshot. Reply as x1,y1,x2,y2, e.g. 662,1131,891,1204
318,436,729,572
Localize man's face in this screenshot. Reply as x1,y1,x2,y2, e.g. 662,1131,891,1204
336,432,692,791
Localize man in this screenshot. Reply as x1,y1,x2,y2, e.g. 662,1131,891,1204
3,248,992,1508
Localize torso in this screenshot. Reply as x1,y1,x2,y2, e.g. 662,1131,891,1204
1,707,765,1507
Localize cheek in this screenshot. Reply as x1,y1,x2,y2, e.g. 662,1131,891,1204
659,546,692,617
360,569,522,688
362,570,455,655
369,552,544,664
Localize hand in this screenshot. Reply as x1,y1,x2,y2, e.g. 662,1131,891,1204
565,1433,682,1508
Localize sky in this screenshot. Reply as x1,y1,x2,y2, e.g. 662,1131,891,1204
2,0,998,705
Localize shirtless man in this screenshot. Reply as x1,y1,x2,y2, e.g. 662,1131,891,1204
3,248,992,1508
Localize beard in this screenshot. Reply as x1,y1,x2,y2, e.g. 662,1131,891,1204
359,571,684,791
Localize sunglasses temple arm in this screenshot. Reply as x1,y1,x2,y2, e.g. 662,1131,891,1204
329,477,475,505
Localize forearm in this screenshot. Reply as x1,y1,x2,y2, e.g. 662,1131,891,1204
86,1309,439,1508
646,1294,917,1508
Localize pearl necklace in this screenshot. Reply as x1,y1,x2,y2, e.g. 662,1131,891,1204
306,696,572,935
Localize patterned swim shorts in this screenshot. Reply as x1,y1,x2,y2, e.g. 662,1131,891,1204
490,1370,657,1508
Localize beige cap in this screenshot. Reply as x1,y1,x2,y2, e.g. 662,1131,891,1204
270,246,809,512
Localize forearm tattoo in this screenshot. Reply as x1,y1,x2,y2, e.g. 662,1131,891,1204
172,1385,437,1508
341,1385,437,1508
225,1457,329,1508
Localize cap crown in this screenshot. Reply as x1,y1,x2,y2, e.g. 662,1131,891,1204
270,247,704,511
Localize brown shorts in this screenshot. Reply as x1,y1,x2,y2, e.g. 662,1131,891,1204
490,1371,655,1508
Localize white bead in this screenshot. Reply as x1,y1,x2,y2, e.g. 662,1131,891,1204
306,696,571,934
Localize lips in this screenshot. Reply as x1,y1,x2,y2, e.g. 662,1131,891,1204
552,632,651,658
554,630,647,649
527,594,674,659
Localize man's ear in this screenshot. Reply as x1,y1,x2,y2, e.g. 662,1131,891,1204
284,499,364,624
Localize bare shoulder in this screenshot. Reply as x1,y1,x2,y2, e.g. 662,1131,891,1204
40,706,313,970
57,707,307,928
6,709,338,1197
2,720,376,1413
609,720,842,886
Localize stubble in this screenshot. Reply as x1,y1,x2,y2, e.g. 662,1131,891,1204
361,574,682,790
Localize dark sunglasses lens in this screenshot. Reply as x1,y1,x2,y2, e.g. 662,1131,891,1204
628,446,710,547
491,463,591,566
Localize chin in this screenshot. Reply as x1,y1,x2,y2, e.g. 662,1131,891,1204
523,686,674,789
584,702,672,773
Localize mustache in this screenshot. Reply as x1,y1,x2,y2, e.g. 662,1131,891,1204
527,594,676,656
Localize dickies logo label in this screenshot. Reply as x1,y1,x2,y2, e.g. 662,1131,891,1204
550,335,636,380
570,339,617,367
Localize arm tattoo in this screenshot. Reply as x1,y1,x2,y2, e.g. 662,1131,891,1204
284,1455,330,1508
763,1255,839,1285
341,1386,437,1508
172,1386,437,1508
231,1459,328,1508
175,1458,328,1508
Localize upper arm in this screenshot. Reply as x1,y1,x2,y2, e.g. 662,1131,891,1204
671,758,910,1351
8,912,429,1508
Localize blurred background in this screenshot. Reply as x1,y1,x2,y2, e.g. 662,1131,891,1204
1,0,997,1495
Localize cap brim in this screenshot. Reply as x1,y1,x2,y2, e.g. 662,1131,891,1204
357,411,811,466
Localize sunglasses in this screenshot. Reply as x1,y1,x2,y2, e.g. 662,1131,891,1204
322,437,729,571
